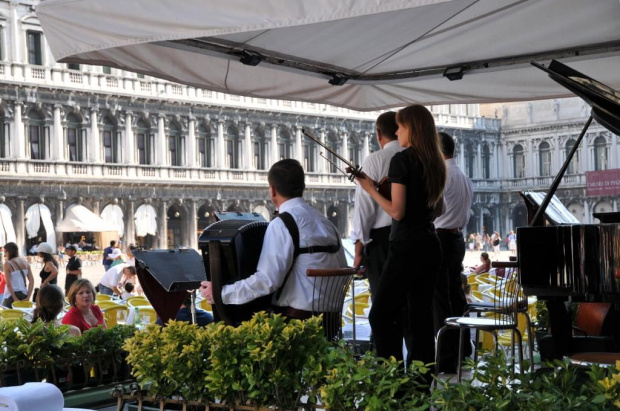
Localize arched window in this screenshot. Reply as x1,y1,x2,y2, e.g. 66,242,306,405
593,136,608,171
28,110,46,160
278,128,292,161
102,116,119,163
565,138,579,174
136,119,153,165
303,134,316,172
513,144,525,178
226,125,241,169
539,141,551,176
168,121,184,166
465,143,475,178
197,123,213,168
482,144,490,179
253,125,267,170
66,113,85,162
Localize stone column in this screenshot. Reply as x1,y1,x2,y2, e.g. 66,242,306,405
90,108,100,162
187,116,197,168
189,199,198,250
553,138,560,175
159,200,168,248
126,199,135,246
270,124,278,166
340,131,349,163
217,120,225,168
157,114,166,166
125,112,134,163
295,126,303,163
53,104,63,161
583,201,590,224
476,142,482,179
527,139,534,178
362,132,370,163
14,101,26,159
318,129,326,173
245,122,253,170
93,200,100,215
56,200,64,226
16,197,26,255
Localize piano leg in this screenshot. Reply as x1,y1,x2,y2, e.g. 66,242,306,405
547,300,572,359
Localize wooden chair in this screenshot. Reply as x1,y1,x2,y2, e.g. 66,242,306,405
12,300,34,308
0,309,25,320
306,268,356,342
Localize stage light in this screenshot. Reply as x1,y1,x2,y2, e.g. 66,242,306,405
328,74,349,86
443,66,468,81
240,50,263,66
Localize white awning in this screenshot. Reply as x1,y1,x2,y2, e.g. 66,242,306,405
36,0,620,111
56,205,111,232
135,204,157,237
0,204,16,245
25,203,57,251
101,204,125,237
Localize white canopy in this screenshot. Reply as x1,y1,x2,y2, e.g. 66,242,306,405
25,204,57,252
36,0,620,111
101,204,125,237
0,204,16,245
56,205,111,232
135,204,157,237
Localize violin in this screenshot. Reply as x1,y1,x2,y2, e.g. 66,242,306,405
302,128,391,200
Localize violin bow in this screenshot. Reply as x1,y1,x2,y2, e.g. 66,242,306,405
301,128,361,181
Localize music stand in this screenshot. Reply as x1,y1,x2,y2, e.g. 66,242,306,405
132,248,207,325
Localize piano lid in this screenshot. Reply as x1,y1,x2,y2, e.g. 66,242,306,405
532,60,620,135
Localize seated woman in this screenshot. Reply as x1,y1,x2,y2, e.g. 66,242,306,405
470,252,492,274
31,284,81,336
62,279,106,333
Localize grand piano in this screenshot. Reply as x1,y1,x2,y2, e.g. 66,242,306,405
516,60,620,359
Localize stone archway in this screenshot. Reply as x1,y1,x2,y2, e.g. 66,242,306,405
327,204,343,234
511,204,528,231
167,204,185,248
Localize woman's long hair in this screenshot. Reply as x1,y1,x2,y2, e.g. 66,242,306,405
3,242,19,260
32,284,65,323
396,105,446,208
39,252,59,268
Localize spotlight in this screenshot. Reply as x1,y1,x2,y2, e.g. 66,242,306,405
328,74,349,86
331,211,338,217
204,211,210,218
240,50,263,66
174,211,180,218
443,66,468,81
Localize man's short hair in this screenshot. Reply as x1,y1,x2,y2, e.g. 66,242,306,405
376,111,398,140
439,131,455,158
66,245,77,252
268,159,305,199
124,266,137,276
110,240,116,247
124,282,134,293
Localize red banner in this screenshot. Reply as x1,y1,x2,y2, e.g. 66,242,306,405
586,169,620,196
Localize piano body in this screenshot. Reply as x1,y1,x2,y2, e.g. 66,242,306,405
516,60,620,359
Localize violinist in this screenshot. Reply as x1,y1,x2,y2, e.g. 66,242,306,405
350,111,404,297
356,105,446,372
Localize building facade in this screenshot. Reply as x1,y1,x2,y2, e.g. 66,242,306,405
2,1,615,256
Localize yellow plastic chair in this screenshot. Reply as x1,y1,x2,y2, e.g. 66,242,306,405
127,298,151,308
12,300,34,308
136,307,157,324
103,305,130,327
95,293,112,301
199,299,213,312
0,309,25,320
97,300,121,310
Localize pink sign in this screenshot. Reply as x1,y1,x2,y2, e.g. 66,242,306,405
586,169,620,196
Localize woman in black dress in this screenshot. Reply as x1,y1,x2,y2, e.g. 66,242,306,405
357,104,446,368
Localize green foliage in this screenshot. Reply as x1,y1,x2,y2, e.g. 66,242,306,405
204,312,331,409
431,352,620,410
0,319,76,367
320,343,431,411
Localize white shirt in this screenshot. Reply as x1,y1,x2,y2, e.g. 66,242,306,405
221,197,347,311
434,158,474,230
99,263,128,288
350,140,404,245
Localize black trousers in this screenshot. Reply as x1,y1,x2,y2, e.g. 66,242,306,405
369,231,441,366
365,226,391,297
433,230,470,371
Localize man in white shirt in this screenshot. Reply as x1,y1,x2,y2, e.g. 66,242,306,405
201,159,347,314
433,131,474,373
350,111,404,296
99,264,136,297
